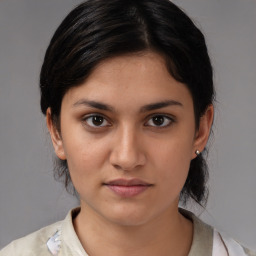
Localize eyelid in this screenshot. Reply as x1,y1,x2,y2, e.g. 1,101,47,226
82,113,112,128
80,112,175,129
144,114,175,128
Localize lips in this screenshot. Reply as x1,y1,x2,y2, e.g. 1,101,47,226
103,179,152,197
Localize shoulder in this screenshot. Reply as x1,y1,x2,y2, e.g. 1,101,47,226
180,208,256,256
0,220,62,256
213,230,256,256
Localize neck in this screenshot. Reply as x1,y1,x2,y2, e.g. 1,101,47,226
73,203,193,256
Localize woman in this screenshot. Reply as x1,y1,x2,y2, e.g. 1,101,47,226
0,0,255,255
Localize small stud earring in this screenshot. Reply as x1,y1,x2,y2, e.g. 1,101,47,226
195,150,200,156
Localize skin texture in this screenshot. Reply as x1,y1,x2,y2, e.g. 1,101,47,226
47,51,213,256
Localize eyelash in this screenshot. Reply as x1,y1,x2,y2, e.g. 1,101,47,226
144,114,174,128
82,114,175,129
82,114,111,128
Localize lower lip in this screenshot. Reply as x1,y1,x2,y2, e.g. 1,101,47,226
106,185,150,197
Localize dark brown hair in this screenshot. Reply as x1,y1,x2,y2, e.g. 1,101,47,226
40,0,215,206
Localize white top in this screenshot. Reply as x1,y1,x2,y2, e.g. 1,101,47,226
1,208,255,256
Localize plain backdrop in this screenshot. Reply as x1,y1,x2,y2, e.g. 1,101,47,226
0,0,255,251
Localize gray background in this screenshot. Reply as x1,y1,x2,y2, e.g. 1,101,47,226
0,0,255,251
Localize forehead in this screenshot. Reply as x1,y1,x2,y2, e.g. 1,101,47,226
62,52,193,110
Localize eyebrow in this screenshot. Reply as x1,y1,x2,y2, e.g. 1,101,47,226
140,100,183,112
73,99,183,112
73,99,115,111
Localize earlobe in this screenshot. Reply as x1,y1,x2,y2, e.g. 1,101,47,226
192,105,214,158
46,108,66,160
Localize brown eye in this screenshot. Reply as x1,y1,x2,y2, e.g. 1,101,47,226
145,115,173,127
152,116,165,126
84,115,110,127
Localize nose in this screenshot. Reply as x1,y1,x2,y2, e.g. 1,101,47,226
109,125,146,171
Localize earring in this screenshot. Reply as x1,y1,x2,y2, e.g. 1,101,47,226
195,150,200,156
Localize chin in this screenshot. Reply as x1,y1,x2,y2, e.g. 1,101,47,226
102,205,154,227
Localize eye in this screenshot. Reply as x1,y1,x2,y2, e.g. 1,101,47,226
145,115,173,127
83,115,110,128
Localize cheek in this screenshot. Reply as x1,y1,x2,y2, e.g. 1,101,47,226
150,133,194,189
153,152,191,207
61,128,109,186
66,141,105,172
63,142,105,198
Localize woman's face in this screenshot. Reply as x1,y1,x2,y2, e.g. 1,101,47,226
48,51,212,226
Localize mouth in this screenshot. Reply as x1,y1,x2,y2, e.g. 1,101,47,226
103,178,153,197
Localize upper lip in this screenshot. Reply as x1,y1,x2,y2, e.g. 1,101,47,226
104,178,152,186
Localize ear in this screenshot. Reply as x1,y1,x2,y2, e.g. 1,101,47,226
46,108,66,160
192,104,214,158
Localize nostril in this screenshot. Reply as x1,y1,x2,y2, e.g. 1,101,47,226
113,164,123,170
